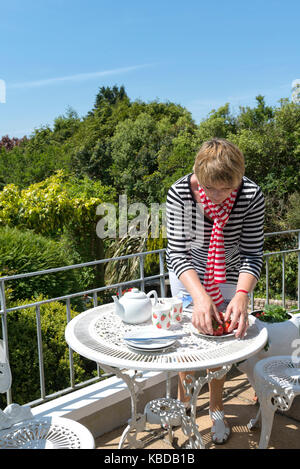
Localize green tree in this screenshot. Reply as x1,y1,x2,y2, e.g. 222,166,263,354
52,107,81,143
110,113,160,202
110,103,195,203
152,117,199,202
0,126,72,190
237,95,274,129
92,85,129,112
197,103,236,141
229,99,300,232
71,85,131,183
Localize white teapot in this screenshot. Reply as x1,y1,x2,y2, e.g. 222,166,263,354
112,288,158,324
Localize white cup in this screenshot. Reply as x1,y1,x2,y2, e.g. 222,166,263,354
152,303,171,330
162,297,183,323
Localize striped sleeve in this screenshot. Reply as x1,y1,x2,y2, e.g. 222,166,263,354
239,187,265,280
166,186,195,278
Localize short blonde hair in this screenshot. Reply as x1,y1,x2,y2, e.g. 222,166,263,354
193,138,245,187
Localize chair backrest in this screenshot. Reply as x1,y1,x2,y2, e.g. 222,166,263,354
0,339,12,394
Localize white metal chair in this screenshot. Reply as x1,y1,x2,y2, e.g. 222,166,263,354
0,340,95,449
248,355,300,449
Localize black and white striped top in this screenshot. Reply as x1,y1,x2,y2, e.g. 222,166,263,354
166,173,265,284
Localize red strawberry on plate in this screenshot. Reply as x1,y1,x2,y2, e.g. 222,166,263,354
223,320,231,335
212,318,224,336
213,325,224,336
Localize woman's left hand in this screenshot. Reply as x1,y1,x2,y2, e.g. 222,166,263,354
224,292,249,338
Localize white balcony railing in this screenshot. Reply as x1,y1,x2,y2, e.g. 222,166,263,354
1,230,299,409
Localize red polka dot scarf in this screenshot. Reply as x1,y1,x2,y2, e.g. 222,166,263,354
198,185,238,306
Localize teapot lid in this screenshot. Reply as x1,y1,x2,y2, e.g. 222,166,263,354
123,288,147,299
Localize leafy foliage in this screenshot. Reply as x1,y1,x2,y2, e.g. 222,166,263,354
254,304,290,323
0,226,80,302
0,171,116,295
0,170,114,235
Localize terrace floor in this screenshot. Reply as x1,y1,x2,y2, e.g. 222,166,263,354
95,369,300,450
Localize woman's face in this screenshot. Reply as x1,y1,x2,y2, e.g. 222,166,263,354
201,182,238,205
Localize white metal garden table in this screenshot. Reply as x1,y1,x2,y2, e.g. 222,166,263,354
65,303,268,449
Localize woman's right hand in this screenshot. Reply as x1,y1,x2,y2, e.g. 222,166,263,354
192,293,222,335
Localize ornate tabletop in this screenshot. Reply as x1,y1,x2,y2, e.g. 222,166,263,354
65,303,268,372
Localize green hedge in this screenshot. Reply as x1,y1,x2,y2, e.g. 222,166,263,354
0,226,81,302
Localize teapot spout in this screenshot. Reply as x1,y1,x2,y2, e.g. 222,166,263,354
112,295,125,320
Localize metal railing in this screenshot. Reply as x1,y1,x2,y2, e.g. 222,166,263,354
0,230,299,407
0,249,167,406
250,229,300,311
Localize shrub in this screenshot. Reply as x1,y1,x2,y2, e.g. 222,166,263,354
0,226,81,302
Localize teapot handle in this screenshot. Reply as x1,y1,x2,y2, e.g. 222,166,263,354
147,290,158,306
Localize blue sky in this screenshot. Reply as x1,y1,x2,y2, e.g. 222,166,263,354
1,0,299,138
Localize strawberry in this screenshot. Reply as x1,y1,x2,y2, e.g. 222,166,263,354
223,319,239,334
223,320,231,335
156,322,162,329
212,318,224,336
213,325,224,336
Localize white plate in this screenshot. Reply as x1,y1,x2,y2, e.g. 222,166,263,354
123,327,177,350
126,342,174,352
191,325,236,339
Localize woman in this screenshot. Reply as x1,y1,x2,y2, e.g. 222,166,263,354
166,138,265,444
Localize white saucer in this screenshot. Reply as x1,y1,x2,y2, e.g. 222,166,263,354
123,327,176,350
